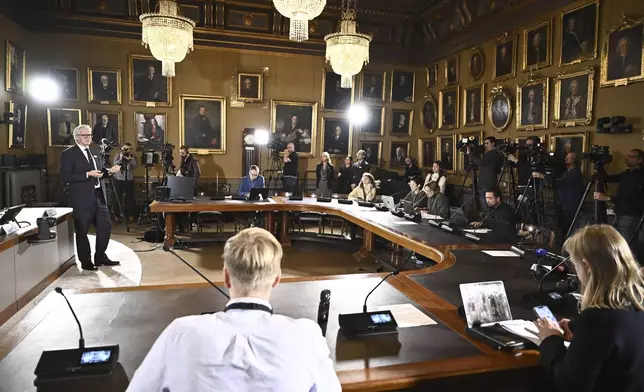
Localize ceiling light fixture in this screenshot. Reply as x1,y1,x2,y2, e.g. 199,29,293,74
273,0,326,42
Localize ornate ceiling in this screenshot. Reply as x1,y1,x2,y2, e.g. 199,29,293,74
6,0,559,65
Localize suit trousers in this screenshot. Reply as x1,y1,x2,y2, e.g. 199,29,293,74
73,188,112,263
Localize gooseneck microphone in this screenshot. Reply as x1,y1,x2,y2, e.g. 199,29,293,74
165,248,230,299
535,248,568,263
317,289,331,336
363,251,414,313
446,191,478,225
55,287,85,349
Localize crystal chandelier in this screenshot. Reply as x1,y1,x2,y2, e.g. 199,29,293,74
273,0,326,42
324,0,371,88
140,0,196,77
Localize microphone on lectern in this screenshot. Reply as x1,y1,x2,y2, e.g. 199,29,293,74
55,287,85,349
362,252,415,313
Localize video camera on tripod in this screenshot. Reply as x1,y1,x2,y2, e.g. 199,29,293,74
456,136,483,154
583,145,613,164
267,135,287,158
161,143,175,168
98,138,115,168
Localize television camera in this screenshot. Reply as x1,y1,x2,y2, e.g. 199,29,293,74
456,136,483,154
583,145,613,164
267,135,287,158
161,143,175,170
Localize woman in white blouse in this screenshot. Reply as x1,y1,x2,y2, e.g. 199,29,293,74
424,160,447,194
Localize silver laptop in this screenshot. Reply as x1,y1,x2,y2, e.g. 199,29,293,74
381,196,396,211
459,281,513,328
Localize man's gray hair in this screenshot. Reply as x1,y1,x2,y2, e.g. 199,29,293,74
73,124,91,138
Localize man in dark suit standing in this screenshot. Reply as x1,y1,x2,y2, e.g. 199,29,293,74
60,124,122,271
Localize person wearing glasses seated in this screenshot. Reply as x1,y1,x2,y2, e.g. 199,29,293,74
238,165,265,198
470,188,516,242
348,172,377,201
534,225,644,392
423,181,450,219
398,176,427,213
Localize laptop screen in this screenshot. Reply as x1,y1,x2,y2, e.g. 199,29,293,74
402,200,414,215
459,281,513,328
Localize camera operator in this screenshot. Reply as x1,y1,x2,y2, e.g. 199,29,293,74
594,149,644,259
282,142,299,194
176,145,201,180
466,136,503,209
113,142,137,221
506,136,545,185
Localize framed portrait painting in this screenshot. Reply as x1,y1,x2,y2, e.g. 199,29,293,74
88,68,121,104
389,141,410,169
463,84,484,127
523,19,552,71
179,95,226,154
135,113,166,150
322,118,351,157
87,110,122,146
469,47,485,81
438,87,459,130
418,138,436,168
553,66,594,127
445,56,459,86
238,72,263,102
49,67,79,101
5,40,25,95
427,64,438,87
322,71,353,111
360,141,382,166
129,54,172,106
438,135,456,173
494,35,517,80
358,106,385,136
391,109,413,136
421,95,437,133
47,108,82,147
8,101,26,149
601,16,644,87
359,71,386,102
516,77,549,130
390,71,415,103
271,100,317,157
560,1,599,66
487,85,512,132
549,132,588,172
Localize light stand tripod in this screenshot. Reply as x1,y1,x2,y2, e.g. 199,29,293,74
99,143,129,233
565,160,608,239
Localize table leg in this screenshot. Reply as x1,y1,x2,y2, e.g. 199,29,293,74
266,211,274,233
353,229,374,263
280,211,292,247
165,213,176,248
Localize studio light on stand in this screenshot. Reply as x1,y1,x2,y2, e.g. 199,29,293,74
255,128,270,188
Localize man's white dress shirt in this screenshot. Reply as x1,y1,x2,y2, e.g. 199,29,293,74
78,143,101,189
126,297,341,392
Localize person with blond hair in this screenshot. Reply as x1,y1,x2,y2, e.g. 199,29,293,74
127,228,341,392
534,225,644,392
348,172,377,201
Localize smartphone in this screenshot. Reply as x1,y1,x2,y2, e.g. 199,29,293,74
533,305,558,325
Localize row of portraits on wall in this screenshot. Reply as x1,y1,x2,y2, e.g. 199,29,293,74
425,2,644,89
421,65,595,133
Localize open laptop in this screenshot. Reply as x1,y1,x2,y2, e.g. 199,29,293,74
166,176,195,200
381,196,396,211
248,187,269,201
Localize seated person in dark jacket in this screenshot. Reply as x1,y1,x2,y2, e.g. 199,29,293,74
403,156,421,181
534,224,644,392
423,181,450,219
470,188,516,242
399,176,427,213
238,165,265,197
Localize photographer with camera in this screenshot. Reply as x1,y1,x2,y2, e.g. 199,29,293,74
282,142,299,194
506,136,545,185
113,142,137,222
176,145,201,180
466,136,504,209
593,149,644,260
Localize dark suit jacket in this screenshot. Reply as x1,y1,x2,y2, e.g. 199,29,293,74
315,163,336,190
60,145,108,209
94,86,117,101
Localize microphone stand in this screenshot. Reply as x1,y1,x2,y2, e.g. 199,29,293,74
363,251,414,313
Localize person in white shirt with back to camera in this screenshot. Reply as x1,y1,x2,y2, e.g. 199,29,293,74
126,227,341,392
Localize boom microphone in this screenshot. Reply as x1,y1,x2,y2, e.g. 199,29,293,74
55,287,85,349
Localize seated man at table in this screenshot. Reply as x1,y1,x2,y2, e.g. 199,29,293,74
399,176,427,214
126,228,341,392
238,165,265,198
424,181,450,220
470,188,517,243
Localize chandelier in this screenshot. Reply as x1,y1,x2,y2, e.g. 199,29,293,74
273,0,326,42
140,0,196,77
324,0,371,88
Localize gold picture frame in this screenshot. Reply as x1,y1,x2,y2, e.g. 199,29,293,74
469,47,485,81
445,55,459,86
49,67,80,101
391,109,414,136
358,106,385,136
458,130,485,171
8,101,26,149
390,70,416,103
559,1,599,67
359,140,383,166
47,108,82,147
487,85,512,132
493,33,517,81
600,15,644,87
321,70,354,111
420,94,438,133
179,95,227,154
522,19,552,71
418,137,437,169
426,64,438,87
134,112,168,151
5,40,26,95
270,100,318,158
358,71,386,102
237,72,263,102
321,117,352,158
553,66,595,127
128,54,172,107
516,76,549,131
549,131,589,173
88,67,122,104
463,83,485,127
86,110,123,146
438,86,459,130
389,141,411,169
437,134,457,174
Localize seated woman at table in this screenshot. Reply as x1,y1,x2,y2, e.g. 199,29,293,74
423,181,450,219
348,172,377,201
399,176,427,213
534,224,644,392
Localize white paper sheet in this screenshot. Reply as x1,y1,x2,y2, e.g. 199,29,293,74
373,304,437,328
392,221,417,225
482,250,520,257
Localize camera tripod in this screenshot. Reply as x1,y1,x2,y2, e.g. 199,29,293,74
565,160,608,239
497,157,518,206
514,175,546,227
137,163,155,224
266,150,284,194
98,147,129,233
461,163,480,212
